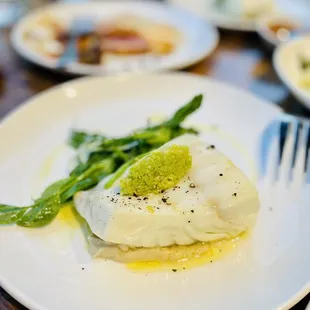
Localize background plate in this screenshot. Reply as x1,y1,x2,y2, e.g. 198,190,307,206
11,1,219,75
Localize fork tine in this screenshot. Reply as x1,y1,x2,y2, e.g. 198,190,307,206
265,128,280,187
259,119,281,178
278,120,298,186
259,121,281,197
292,122,308,190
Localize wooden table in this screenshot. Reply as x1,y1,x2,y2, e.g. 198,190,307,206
0,13,310,310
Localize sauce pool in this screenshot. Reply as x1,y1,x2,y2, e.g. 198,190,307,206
127,231,250,272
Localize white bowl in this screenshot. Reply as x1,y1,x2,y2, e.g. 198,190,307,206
257,14,301,48
273,35,310,109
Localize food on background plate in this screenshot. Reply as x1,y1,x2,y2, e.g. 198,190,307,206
267,20,297,39
23,14,67,58
0,94,259,268
299,53,310,91
23,14,181,65
274,36,310,95
97,15,180,55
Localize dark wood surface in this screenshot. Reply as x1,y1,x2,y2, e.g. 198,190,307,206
0,6,310,310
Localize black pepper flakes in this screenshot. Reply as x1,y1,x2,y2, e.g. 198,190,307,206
172,269,177,272
82,268,84,270
161,190,165,194
232,193,237,197
143,197,148,201
133,193,138,197
128,197,132,200
185,190,189,193
219,173,223,176
188,221,191,223
190,210,194,213
162,198,168,203
207,145,215,150
189,183,196,188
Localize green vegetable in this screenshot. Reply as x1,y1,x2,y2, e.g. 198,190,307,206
0,205,29,224
0,95,203,227
17,197,61,227
69,131,106,149
161,95,203,128
41,179,69,199
69,94,203,164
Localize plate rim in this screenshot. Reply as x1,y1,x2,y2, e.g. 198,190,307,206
4,72,310,310
10,1,219,75
0,71,283,127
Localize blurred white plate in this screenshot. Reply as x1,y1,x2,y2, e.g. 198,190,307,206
273,35,310,109
168,0,310,32
11,1,219,75
167,0,272,32
1,73,310,310
257,13,310,49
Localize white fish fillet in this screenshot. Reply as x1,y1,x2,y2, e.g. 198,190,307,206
74,134,259,248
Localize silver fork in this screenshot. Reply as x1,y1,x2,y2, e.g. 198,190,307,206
260,115,310,193
57,16,95,70
254,117,310,264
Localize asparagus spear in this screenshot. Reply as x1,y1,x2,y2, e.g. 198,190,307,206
0,94,203,227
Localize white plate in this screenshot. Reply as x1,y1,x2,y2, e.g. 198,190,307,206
0,73,310,310
11,1,219,75
257,13,310,49
168,0,310,32
167,0,264,32
273,35,310,109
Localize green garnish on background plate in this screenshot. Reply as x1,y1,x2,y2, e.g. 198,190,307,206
300,56,310,71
